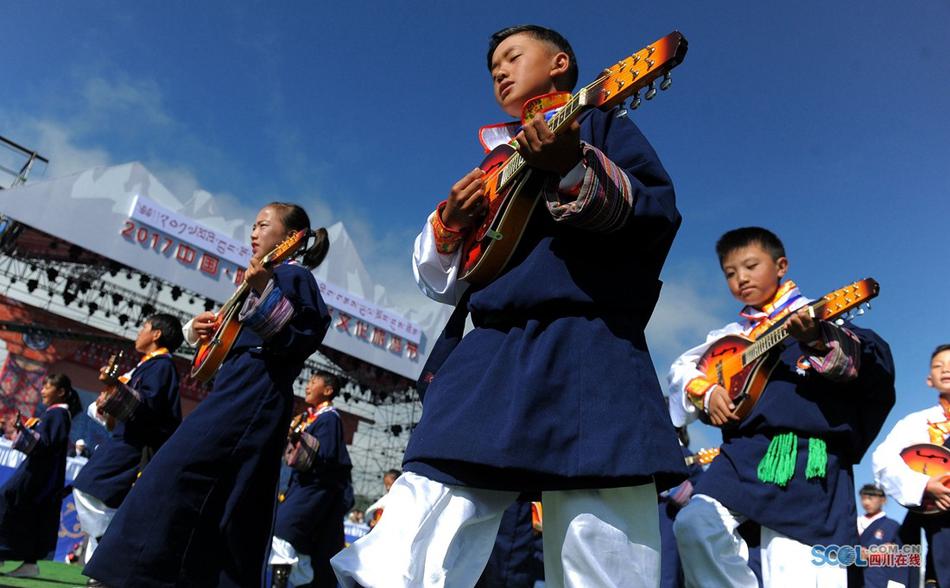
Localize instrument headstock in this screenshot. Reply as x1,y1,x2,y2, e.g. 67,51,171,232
814,278,879,324
585,32,688,112
261,229,310,269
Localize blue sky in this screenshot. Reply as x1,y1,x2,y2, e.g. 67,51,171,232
2,1,949,516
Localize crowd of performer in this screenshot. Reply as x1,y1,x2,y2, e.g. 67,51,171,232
0,22,944,588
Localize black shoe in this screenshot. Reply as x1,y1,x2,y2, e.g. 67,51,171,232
86,578,110,587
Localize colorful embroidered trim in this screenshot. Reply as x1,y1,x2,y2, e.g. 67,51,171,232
804,322,861,382
239,282,294,340
686,376,715,411
431,201,466,254
542,143,634,233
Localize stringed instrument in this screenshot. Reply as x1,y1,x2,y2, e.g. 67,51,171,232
900,443,950,515
12,411,40,454
696,278,879,423
190,229,312,383
98,350,136,422
459,32,688,286
685,447,720,467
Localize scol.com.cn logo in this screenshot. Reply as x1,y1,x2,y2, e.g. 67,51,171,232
811,544,921,568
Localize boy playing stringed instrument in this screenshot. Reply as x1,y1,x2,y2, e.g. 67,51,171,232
872,344,950,586
669,227,895,586
333,24,687,587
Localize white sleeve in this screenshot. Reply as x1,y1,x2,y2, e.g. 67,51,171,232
86,401,108,427
667,324,741,427
182,318,199,347
872,412,932,507
411,212,469,305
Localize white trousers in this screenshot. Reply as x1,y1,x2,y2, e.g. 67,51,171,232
72,488,117,564
673,494,846,588
270,536,314,586
330,471,660,588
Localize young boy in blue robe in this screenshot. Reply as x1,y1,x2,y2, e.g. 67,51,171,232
669,227,895,586
873,344,950,587
72,313,183,566
333,24,686,587
84,203,331,588
856,483,910,587
270,371,353,588
0,374,81,578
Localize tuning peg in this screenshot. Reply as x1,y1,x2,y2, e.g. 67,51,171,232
857,307,865,315
645,82,657,100
616,105,628,119
660,73,672,91
865,302,871,310
631,92,641,110
835,318,845,326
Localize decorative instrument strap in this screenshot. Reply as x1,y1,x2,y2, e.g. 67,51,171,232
928,398,950,445
121,347,172,384
477,92,571,152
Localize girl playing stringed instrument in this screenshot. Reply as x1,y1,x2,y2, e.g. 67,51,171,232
85,202,331,588
0,374,81,578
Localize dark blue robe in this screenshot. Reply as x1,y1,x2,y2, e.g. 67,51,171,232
405,107,687,492
859,515,909,588
85,263,330,588
0,405,71,561
73,354,181,508
694,324,895,547
273,406,353,587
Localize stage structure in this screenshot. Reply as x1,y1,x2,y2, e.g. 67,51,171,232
0,137,449,498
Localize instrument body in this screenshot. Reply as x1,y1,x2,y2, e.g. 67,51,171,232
697,279,879,422
901,443,950,515
98,350,139,422
191,229,310,382
459,32,688,286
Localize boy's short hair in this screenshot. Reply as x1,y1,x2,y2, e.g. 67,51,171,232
147,313,184,352
384,469,402,480
312,370,342,399
858,483,885,497
715,227,786,266
932,344,950,360
487,25,579,90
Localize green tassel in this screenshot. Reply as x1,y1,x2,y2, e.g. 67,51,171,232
756,432,798,487
806,437,828,479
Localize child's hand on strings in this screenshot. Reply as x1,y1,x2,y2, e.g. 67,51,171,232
786,307,827,351
708,385,739,427
442,168,487,231
515,116,581,177
925,478,950,511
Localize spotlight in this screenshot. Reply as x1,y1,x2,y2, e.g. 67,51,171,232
8,277,15,285
125,271,133,280
87,302,98,316
390,424,403,437
189,297,195,305
111,293,123,305
342,392,351,402
68,245,81,260
171,286,182,301
204,299,215,312
141,303,155,317
107,262,120,277
118,314,129,326
46,268,58,281
78,280,90,294
139,275,150,289
26,279,37,293
62,291,76,306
